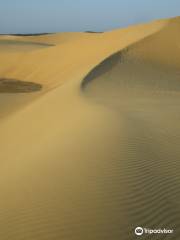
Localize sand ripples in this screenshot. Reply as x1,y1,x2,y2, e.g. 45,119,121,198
81,45,180,239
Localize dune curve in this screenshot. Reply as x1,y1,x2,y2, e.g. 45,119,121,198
81,18,180,238
0,16,180,240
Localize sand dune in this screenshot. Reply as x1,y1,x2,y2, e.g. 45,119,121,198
0,16,180,240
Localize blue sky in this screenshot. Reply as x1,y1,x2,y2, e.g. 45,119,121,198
0,0,180,33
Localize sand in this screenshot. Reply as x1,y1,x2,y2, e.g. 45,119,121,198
0,16,180,239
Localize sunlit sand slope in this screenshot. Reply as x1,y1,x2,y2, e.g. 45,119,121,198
0,19,166,118
0,17,180,240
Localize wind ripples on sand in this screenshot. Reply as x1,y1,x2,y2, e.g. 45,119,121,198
81,44,180,239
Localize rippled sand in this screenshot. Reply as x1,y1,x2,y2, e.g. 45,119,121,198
0,16,180,240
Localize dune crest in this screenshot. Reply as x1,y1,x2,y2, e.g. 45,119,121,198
0,16,180,240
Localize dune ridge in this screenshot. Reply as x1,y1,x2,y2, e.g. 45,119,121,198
0,16,180,240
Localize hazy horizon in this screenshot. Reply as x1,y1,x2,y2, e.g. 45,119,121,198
0,0,180,34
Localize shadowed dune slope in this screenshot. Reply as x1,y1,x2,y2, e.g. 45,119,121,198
82,17,180,96
81,17,180,239
0,16,180,240
0,78,42,93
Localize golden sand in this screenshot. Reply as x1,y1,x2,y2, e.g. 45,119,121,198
0,16,180,239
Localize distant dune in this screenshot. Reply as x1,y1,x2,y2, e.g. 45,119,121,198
0,16,180,240
84,31,104,33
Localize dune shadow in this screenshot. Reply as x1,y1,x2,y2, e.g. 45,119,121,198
0,78,42,93
81,51,126,89
81,43,180,96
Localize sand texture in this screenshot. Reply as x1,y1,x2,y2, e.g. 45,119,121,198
0,16,180,239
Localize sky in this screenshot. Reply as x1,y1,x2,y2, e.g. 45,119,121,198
0,0,180,34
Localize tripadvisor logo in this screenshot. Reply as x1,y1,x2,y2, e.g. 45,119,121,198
135,226,174,236
135,227,143,236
